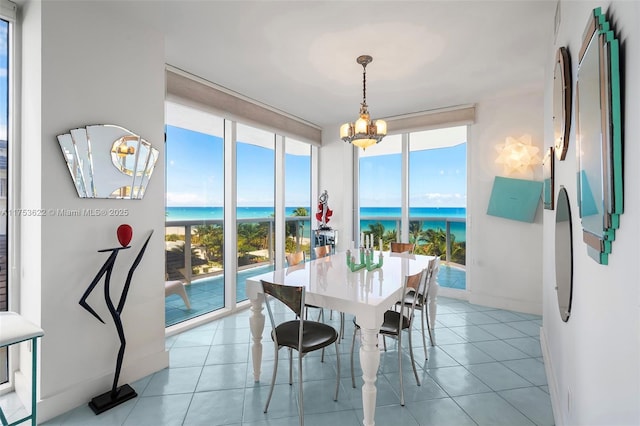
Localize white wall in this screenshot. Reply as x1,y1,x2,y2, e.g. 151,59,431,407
467,92,545,314
21,1,169,421
542,2,640,425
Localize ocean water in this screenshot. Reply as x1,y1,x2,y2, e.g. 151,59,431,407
166,206,467,242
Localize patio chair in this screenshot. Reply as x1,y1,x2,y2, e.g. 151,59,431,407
350,268,427,406
261,280,340,426
165,280,191,309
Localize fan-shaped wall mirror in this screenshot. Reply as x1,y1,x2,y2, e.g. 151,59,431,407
553,47,571,160
555,186,573,322
58,125,159,199
576,7,623,264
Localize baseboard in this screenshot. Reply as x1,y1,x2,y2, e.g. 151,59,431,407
540,326,564,426
437,286,469,300
468,293,541,315
37,350,169,423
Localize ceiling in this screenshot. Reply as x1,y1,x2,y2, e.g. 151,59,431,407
109,1,557,129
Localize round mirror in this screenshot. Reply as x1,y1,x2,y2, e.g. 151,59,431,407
553,47,571,161
555,186,573,322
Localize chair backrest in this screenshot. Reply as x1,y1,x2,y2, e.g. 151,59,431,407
261,280,305,317
313,245,331,259
261,280,305,349
286,251,306,266
390,242,415,254
398,268,428,329
425,256,440,296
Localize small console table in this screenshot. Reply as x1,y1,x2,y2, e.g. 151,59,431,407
0,312,44,426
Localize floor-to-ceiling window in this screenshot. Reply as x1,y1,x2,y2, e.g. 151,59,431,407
285,138,311,260
165,102,225,326
0,6,12,385
165,69,318,328
358,134,402,247
409,126,467,289
235,124,275,303
358,126,467,290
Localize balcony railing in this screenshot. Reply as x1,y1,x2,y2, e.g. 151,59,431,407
166,214,465,284
166,216,311,284
359,216,466,264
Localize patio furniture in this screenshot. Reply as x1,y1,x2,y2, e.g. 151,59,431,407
165,280,191,309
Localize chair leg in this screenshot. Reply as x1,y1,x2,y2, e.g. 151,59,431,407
340,312,345,340
425,305,435,347
264,345,279,413
382,335,387,351
334,340,340,401
420,305,428,359
350,326,358,388
429,286,439,344
397,332,404,406
408,326,421,387
289,348,293,385
298,352,304,426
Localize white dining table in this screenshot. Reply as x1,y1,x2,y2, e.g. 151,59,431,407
245,250,434,426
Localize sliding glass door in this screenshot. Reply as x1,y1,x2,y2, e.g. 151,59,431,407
165,102,225,326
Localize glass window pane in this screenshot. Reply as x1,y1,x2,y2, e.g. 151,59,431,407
0,17,8,385
409,126,467,289
285,138,311,261
165,102,225,326
359,134,402,248
236,124,275,303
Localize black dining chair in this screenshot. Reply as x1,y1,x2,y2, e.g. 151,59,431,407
261,280,340,426
349,268,427,406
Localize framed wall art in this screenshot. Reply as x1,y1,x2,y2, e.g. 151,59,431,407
576,7,623,265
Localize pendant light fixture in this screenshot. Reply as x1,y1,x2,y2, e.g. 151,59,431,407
339,55,387,150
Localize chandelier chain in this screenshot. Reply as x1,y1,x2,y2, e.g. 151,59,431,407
361,65,367,110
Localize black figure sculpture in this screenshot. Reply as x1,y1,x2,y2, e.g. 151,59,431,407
79,226,153,414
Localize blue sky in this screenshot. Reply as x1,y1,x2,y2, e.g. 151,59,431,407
359,143,467,207
166,125,311,207
166,127,466,209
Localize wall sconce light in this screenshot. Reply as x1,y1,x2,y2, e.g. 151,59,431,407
494,134,541,177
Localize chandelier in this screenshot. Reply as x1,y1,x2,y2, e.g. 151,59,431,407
340,55,387,150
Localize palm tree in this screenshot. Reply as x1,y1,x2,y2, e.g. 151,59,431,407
290,207,309,248
237,222,268,257
408,221,424,244
367,222,385,242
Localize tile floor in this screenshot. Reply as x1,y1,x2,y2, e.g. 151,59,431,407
30,296,552,425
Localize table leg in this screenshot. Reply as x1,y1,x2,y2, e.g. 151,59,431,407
360,327,380,426
249,293,265,382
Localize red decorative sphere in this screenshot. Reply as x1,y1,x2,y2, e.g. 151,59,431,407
117,224,133,247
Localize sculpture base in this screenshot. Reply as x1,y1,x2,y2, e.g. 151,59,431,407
88,384,137,415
